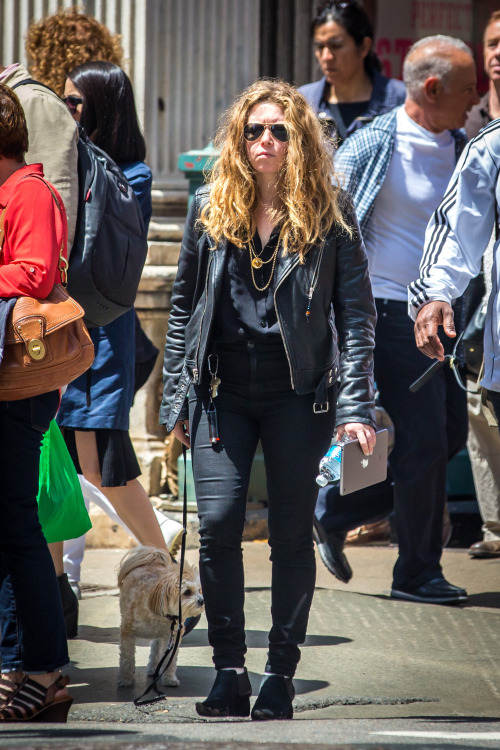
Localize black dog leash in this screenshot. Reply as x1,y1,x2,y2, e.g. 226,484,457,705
133,445,189,707
410,331,475,393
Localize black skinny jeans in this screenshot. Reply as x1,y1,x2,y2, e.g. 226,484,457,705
189,340,336,676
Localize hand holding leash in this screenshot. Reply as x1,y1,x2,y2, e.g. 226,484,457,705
414,300,456,360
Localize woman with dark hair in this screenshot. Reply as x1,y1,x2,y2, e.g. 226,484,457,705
299,0,405,143
161,79,376,720
58,62,182,561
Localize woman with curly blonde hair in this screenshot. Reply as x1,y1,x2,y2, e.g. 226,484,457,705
25,8,123,96
160,79,376,720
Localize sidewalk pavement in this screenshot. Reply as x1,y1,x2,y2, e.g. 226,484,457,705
1,543,499,748
74,545,498,715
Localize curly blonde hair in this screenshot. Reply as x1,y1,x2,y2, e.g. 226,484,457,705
200,79,351,261
25,7,123,96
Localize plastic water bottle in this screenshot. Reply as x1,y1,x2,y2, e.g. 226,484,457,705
316,434,350,487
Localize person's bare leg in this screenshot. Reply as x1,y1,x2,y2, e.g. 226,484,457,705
48,542,64,576
75,431,167,551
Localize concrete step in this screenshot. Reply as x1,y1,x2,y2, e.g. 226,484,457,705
148,217,185,242
146,240,181,266
151,188,188,218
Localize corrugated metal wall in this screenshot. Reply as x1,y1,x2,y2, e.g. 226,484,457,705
144,0,260,188
0,0,260,188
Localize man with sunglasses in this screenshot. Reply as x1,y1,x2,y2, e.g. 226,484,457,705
0,62,78,249
329,36,480,605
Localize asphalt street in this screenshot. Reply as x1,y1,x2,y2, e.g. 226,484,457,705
0,542,498,749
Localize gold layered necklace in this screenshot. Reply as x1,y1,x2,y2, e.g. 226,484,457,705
248,233,281,292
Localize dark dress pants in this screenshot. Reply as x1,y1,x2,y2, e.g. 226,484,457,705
0,391,68,673
189,342,336,677
372,300,467,591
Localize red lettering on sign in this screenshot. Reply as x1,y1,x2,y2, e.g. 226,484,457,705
409,1,472,33
376,38,393,78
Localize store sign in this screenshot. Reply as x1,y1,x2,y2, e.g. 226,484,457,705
375,0,473,79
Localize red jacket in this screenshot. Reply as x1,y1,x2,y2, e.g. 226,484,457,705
0,164,68,298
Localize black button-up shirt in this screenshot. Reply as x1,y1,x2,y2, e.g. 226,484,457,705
212,227,282,343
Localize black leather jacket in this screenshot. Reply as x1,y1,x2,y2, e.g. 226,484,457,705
160,185,376,432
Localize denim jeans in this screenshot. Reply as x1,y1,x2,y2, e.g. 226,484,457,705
0,391,69,674
189,341,336,676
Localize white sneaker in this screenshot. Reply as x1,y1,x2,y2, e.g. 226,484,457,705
154,509,184,558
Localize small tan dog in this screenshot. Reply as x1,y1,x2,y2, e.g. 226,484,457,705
117,546,204,688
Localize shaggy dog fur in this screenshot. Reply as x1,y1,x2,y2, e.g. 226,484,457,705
117,546,204,687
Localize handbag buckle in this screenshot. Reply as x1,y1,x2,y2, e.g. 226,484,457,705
28,338,46,361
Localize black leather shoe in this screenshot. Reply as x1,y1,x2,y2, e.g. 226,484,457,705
195,668,251,717
313,519,352,583
391,577,468,605
251,675,295,720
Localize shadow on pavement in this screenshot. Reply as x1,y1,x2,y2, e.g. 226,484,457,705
466,591,500,609
76,626,350,650
66,664,329,703
0,728,135,738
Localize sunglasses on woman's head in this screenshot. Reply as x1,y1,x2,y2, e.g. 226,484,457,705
63,95,83,114
316,0,351,12
243,123,289,143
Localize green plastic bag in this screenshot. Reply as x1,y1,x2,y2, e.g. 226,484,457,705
37,420,92,543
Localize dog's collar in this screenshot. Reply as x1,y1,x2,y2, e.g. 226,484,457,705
165,614,178,623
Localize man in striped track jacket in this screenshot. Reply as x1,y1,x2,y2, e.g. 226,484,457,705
410,119,500,431
331,36,480,605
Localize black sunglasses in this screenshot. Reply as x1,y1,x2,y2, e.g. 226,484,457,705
243,123,289,143
63,95,83,114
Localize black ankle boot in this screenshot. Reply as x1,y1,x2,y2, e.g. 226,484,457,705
251,675,295,720
195,668,252,717
57,573,79,639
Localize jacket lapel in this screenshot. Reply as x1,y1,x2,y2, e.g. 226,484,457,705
275,247,301,288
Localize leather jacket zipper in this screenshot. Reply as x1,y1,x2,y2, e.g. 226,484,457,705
193,250,214,383
274,242,326,390
274,255,300,389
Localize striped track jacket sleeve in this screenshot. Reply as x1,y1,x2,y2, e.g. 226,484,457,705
408,122,500,320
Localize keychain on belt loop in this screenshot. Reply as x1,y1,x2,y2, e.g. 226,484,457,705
207,353,221,443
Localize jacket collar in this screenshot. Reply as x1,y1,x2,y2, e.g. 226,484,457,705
312,70,387,111
0,164,44,208
363,105,466,147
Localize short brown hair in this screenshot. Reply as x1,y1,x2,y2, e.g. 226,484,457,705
487,10,500,27
0,83,28,161
25,7,123,96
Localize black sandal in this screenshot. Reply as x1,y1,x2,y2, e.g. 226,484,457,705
196,668,252,717
0,674,73,722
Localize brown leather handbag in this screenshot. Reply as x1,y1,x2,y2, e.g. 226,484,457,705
0,178,94,401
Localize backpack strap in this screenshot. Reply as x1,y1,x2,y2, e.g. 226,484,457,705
0,207,6,252
11,78,58,96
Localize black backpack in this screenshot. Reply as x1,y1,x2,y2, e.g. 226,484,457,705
69,125,148,327
12,79,148,328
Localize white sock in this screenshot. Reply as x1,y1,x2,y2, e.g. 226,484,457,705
221,667,245,674
264,671,290,678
